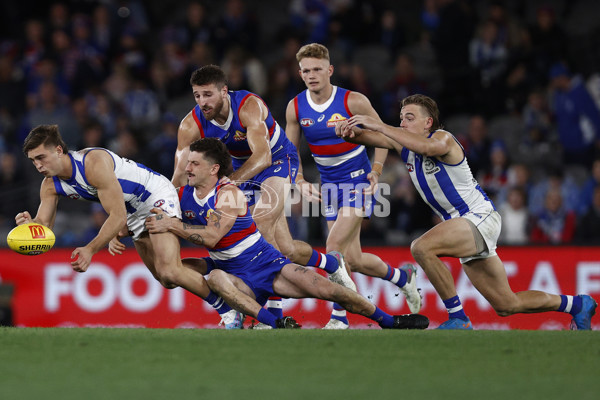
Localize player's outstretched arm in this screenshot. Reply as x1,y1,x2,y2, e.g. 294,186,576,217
172,111,201,187
16,178,59,228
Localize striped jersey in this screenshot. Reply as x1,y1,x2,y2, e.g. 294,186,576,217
400,131,495,220
52,148,168,215
292,86,371,183
191,90,296,170
178,182,266,266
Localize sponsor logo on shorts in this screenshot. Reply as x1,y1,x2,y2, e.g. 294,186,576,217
350,169,365,178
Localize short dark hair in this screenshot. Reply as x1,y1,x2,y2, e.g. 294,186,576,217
401,94,443,131
23,124,69,155
189,138,233,178
190,65,227,89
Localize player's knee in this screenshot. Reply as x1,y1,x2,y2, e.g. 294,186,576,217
154,270,179,289
410,238,424,259
491,302,516,317
206,269,227,291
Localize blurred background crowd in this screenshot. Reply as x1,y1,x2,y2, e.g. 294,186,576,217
1,0,600,248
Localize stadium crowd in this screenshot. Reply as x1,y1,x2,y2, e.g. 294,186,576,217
1,0,600,247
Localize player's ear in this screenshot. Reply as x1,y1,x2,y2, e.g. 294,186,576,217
328,64,334,77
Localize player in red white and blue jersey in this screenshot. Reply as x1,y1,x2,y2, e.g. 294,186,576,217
337,93,597,330
147,137,430,330
17,124,235,325
285,43,422,329
171,65,351,325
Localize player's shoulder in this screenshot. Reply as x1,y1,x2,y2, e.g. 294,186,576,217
178,111,201,142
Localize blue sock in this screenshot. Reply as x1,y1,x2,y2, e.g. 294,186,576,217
331,303,348,324
258,308,278,328
558,295,582,315
443,295,468,321
370,306,394,328
307,250,338,274
384,264,408,287
203,290,232,315
267,297,283,319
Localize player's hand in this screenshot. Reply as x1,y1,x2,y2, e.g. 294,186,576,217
71,246,93,272
346,115,381,133
145,208,173,234
218,176,233,185
15,211,33,225
366,171,379,195
335,120,363,139
109,236,126,255
296,179,321,202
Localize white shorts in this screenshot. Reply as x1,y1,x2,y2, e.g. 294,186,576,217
459,210,501,264
127,175,182,240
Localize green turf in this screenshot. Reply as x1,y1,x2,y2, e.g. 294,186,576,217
0,328,598,400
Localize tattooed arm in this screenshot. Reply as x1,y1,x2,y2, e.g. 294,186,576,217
145,185,246,248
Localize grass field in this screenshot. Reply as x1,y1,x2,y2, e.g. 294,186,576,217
0,328,598,400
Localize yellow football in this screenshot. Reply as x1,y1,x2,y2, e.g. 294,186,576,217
6,223,56,255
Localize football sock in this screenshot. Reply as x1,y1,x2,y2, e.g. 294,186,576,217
330,303,348,324
558,295,583,315
266,297,283,319
307,249,338,274
383,264,408,288
257,308,278,328
443,295,469,321
370,306,394,328
203,290,231,315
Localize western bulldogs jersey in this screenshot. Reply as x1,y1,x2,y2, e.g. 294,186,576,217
292,86,371,183
178,182,270,270
400,132,495,220
191,90,296,170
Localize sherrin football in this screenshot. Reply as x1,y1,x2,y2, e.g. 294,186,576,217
6,223,55,255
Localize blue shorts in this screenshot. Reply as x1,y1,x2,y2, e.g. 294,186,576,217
321,179,374,221
212,240,291,306
238,152,298,207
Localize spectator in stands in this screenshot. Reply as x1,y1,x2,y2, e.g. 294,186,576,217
549,62,600,168
529,168,580,216
478,139,509,203
530,187,576,244
469,19,508,116
528,5,568,83
498,186,529,245
460,115,491,178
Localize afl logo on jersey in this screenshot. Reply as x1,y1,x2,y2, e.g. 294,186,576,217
184,210,196,219
154,199,165,207
300,118,314,127
68,193,81,200
406,163,414,172
234,130,247,141
326,113,347,128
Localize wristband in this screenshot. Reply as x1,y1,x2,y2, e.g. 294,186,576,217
371,162,383,176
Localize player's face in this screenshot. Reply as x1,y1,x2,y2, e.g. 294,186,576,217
27,144,63,177
399,104,433,135
299,57,333,93
185,151,218,187
192,83,227,121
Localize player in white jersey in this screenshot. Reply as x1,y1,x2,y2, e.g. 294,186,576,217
336,94,596,330
15,125,239,327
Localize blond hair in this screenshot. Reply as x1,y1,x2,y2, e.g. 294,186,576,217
296,43,330,63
